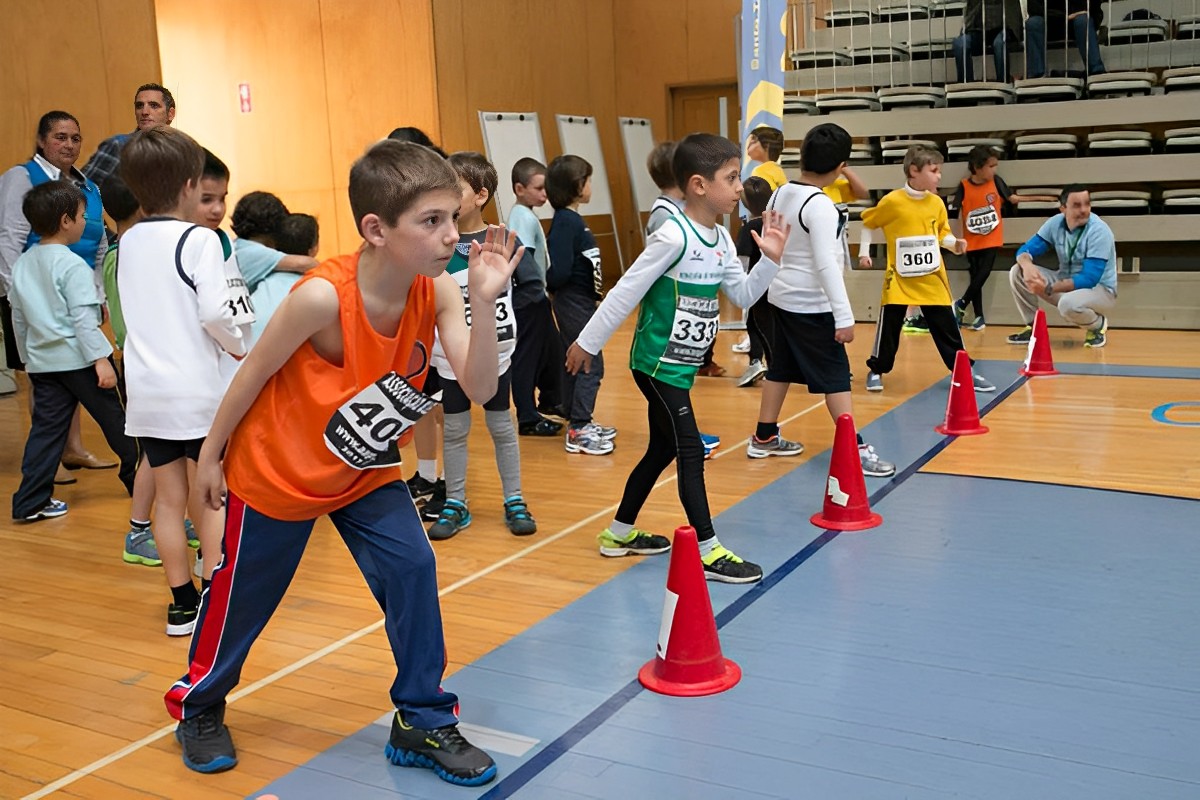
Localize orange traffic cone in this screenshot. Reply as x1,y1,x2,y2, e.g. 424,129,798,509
638,527,741,697
810,414,882,531
1020,308,1059,376
936,350,989,436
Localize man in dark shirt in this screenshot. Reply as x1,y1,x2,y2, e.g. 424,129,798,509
82,83,177,191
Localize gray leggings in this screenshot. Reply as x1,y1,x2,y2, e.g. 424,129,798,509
1009,265,1116,330
440,370,521,503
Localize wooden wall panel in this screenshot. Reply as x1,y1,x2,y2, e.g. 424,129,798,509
156,0,438,258
0,0,160,169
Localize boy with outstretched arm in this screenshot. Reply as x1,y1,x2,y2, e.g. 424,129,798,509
566,133,787,584
165,141,520,787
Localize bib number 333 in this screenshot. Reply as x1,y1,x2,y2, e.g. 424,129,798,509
324,372,436,469
662,295,719,366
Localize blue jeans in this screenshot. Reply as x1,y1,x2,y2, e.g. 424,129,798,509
1025,14,1107,77
953,28,1011,82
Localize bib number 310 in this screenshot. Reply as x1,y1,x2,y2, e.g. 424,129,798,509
324,372,436,469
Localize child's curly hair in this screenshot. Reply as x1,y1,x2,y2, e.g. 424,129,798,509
231,191,289,242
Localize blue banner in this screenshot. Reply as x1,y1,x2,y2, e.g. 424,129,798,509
739,0,788,168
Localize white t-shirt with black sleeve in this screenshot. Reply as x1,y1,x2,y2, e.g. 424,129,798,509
766,182,855,329
118,218,247,440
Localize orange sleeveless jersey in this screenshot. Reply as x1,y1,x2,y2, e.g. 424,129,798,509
224,252,437,521
959,178,1005,251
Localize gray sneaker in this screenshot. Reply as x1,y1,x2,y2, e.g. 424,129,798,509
866,372,884,392
746,434,804,459
123,528,162,566
566,426,614,455
859,443,896,477
972,372,996,392
736,359,767,388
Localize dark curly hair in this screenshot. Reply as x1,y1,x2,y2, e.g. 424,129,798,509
231,191,289,242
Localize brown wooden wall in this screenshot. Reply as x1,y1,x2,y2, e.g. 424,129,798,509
155,0,439,258
2,0,742,264
433,0,740,277
0,0,162,171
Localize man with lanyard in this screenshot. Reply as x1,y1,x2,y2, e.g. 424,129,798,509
1007,184,1117,348
82,83,176,191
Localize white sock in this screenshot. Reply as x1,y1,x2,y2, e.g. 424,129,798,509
608,521,634,539
698,536,720,557
418,459,438,481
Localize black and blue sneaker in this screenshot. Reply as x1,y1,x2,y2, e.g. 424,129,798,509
384,711,497,786
176,704,237,773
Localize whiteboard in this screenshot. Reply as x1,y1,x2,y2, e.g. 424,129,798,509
555,114,614,217
619,117,660,213
478,111,551,222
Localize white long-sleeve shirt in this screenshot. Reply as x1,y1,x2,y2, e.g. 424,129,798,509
576,213,779,358
766,183,855,329
118,218,246,439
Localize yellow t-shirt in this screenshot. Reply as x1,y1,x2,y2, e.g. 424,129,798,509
860,189,953,306
751,161,788,191
822,178,856,204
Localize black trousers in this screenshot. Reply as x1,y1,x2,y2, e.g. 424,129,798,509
867,304,971,376
13,362,138,518
512,297,562,424
960,247,998,318
746,296,776,364
615,370,715,541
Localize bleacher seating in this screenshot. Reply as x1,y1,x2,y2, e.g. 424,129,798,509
1087,130,1154,154
946,137,1005,159
782,0,1200,328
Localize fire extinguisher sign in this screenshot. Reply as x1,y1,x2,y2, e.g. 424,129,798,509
238,83,252,113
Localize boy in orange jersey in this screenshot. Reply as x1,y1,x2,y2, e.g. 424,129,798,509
165,141,521,787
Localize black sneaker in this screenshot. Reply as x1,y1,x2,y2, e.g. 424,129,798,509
537,401,567,420
176,705,237,773
420,482,447,522
700,545,764,584
167,603,199,637
384,711,497,787
518,417,563,436
406,473,442,503
1007,326,1033,344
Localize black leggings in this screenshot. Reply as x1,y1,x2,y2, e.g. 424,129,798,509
960,247,998,318
614,370,714,541
746,296,775,363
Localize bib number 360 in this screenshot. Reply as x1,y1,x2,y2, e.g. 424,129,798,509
894,235,940,277
662,295,719,366
324,372,436,469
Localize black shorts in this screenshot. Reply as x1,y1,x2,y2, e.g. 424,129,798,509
423,367,443,401
441,367,512,414
764,308,851,394
141,436,205,467
1,296,25,371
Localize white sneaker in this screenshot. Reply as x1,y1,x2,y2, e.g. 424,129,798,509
859,443,896,477
737,359,767,388
731,335,750,354
193,552,204,579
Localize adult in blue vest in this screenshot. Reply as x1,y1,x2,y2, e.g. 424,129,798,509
0,110,116,472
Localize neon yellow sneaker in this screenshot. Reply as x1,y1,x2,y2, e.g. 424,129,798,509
701,545,763,584
597,527,671,557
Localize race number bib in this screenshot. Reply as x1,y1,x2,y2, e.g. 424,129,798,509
324,372,436,470
894,235,940,277
584,246,602,294
460,285,515,342
966,205,999,236
225,262,256,324
662,295,719,366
